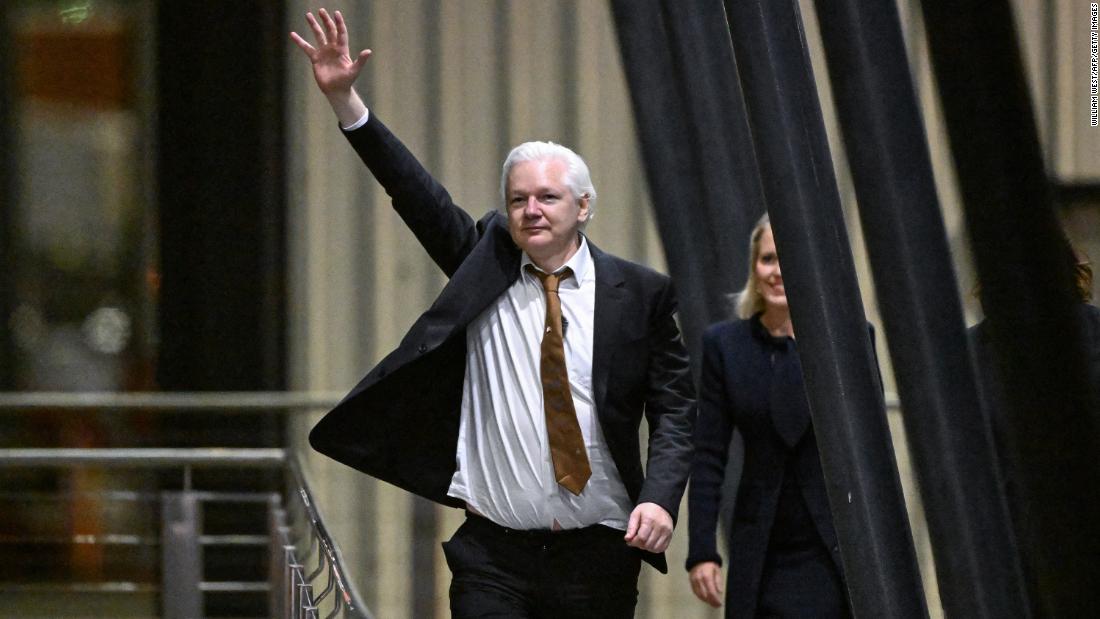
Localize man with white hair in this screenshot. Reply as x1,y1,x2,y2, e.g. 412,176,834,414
293,9,695,617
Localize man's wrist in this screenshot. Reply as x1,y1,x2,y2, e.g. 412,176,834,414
325,87,369,128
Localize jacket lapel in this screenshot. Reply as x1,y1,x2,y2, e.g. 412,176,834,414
590,240,626,418
424,213,522,336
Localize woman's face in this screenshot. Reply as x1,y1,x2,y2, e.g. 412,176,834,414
755,226,787,311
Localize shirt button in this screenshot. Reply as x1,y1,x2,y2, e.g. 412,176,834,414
417,344,428,354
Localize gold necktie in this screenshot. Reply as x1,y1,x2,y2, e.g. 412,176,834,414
526,265,591,495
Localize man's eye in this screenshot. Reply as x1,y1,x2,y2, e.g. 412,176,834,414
540,194,559,203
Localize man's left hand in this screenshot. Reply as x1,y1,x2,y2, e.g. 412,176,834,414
624,502,673,553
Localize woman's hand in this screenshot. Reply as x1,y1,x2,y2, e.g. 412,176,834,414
689,561,724,608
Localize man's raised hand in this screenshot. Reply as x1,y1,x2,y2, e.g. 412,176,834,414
290,8,371,95
290,8,371,125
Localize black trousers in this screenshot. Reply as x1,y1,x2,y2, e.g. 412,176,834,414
442,513,642,619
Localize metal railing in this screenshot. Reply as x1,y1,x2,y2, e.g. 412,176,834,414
0,388,902,413
0,391,371,619
272,458,374,619
2,389,907,617
0,390,345,412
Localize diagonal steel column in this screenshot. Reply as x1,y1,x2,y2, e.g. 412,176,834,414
811,0,1029,615
723,0,927,615
610,0,764,365
653,0,765,304
919,1,1100,615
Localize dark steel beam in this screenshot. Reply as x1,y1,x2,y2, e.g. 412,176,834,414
723,1,928,615
810,0,1029,615
654,0,765,306
919,1,1100,615
611,0,763,365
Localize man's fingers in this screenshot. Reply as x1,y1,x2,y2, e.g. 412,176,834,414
636,514,673,551
305,12,327,45
644,527,670,552
335,10,349,47
289,32,317,57
319,8,339,44
353,49,373,69
653,529,671,553
624,511,639,541
625,503,674,551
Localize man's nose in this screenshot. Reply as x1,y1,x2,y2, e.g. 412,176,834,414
524,197,541,216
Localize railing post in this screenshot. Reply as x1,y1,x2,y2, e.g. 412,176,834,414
161,491,203,619
299,580,315,617
286,546,302,617
269,502,287,618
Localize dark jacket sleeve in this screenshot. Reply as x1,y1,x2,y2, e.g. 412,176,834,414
685,323,735,570
342,113,481,277
636,278,698,524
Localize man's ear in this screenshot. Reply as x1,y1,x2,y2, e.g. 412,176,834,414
577,194,590,222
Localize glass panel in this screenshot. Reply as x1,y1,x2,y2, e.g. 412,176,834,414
8,0,156,395
1,4,158,614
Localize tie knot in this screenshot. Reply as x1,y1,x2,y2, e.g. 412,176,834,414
525,264,573,293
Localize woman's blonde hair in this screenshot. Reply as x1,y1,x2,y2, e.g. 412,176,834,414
735,213,772,319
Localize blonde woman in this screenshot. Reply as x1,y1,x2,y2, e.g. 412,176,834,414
686,214,850,617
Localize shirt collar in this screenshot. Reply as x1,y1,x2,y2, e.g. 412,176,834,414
750,312,795,349
520,235,592,287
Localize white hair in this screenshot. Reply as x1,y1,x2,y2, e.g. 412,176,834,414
499,141,597,221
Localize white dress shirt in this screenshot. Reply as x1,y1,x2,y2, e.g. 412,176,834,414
342,109,370,131
446,237,633,531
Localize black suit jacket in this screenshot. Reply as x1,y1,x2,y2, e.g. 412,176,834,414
308,114,696,573
687,317,845,617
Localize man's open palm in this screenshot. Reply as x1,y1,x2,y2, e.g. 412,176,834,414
290,8,371,95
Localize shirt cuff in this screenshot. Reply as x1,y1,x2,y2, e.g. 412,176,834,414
341,108,371,131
